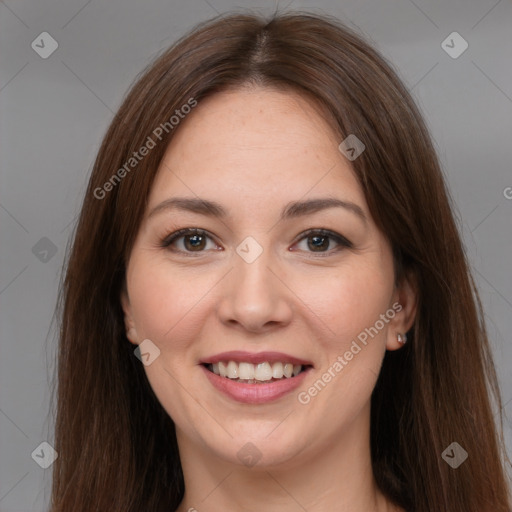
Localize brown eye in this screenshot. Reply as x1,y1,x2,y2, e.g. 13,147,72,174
307,234,330,251
292,229,352,255
161,228,218,254
183,233,207,251
161,227,351,257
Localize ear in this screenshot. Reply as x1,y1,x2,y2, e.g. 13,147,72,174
386,269,418,351
120,287,139,345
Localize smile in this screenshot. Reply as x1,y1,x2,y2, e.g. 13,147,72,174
200,351,313,403
205,361,306,383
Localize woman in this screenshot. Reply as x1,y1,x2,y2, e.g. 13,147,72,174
50,11,511,512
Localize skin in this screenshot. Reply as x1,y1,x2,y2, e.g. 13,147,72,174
121,87,417,512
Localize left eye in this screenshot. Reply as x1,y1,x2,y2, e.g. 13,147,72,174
292,229,352,254
160,228,352,255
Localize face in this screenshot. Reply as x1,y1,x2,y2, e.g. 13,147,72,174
122,87,415,469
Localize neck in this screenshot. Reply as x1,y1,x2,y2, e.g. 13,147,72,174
174,403,401,512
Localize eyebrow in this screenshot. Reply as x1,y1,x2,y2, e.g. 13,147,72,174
148,196,367,224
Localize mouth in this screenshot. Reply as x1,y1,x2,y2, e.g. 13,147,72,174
202,361,311,384
200,351,313,403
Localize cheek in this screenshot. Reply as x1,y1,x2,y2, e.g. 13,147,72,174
295,265,392,423
298,261,393,346
127,257,196,343
127,254,224,358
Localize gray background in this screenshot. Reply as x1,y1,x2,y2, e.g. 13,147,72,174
1,0,511,510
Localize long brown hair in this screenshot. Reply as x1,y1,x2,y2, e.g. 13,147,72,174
50,11,511,511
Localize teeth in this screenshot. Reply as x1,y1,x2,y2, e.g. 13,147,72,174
208,361,305,382
226,361,239,379
283,363,293,378
254,362,273,381
238,362,254,380
272,362,284,379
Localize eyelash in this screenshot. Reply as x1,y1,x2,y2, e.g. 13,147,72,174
160,227,353,257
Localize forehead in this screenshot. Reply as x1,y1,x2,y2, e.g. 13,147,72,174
170,86,340,153
148,87,365,211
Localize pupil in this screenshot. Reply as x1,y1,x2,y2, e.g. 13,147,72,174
186,234,204,250
309,235,328,251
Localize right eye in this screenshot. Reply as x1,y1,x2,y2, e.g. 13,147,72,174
160,228,221,255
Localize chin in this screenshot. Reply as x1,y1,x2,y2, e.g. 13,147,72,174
203,425,306,468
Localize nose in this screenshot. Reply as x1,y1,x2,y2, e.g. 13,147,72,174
217,247,293,334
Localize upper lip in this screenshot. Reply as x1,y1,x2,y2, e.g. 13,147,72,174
200,351,313,367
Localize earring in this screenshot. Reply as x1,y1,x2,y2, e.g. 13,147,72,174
397,333,407,345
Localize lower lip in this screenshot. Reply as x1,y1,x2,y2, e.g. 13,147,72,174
201,365,311,404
